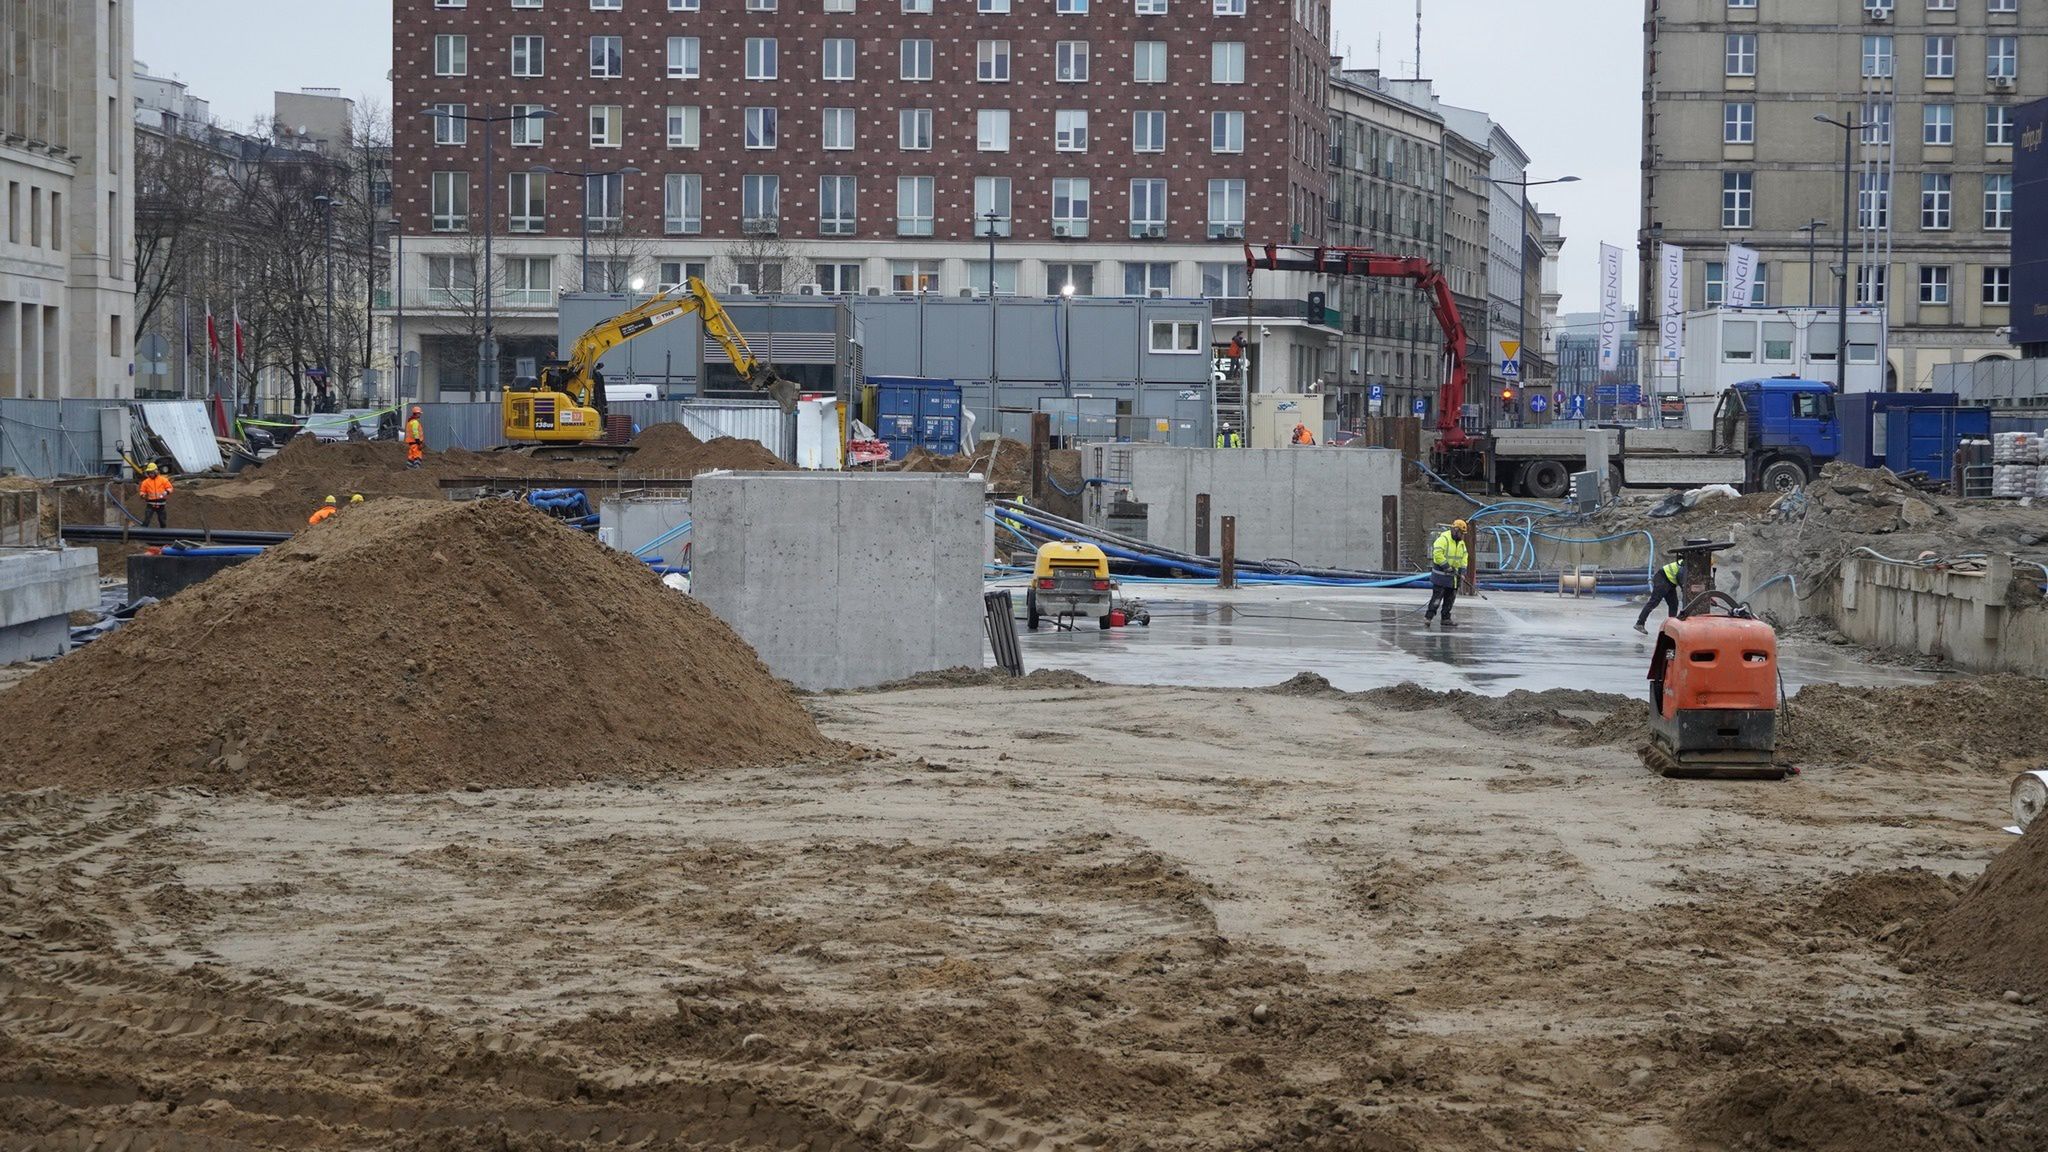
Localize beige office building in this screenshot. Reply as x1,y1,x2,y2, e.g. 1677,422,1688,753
1640,0,2042,390
0,0,134,399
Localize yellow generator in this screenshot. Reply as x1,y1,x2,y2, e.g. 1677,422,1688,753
1027,541,1114,630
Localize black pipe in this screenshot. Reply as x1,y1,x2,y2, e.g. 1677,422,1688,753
60,525,292,546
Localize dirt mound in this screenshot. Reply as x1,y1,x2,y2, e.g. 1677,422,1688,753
1352,683,1637,736
898,438,1030,488
1913,820,2048,996
0,499,831,795
627,423,790,475
1779,675,2048,770
1812,867,1964,941
1685,1071,1983,1152
847,666,1100,693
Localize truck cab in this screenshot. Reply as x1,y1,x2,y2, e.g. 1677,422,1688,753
1726,377,1839,492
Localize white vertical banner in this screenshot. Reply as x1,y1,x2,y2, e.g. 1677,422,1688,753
1725,243,1760,309
1597,243,1624,371
1658,243,1686,364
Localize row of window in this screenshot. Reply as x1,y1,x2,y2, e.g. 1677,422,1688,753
1729,0,2019,11
1721,100,2018,147
432,102,1253,154
3,179,63,253
1724,32,2019,78
1704,262,2011,319
430,170,1252,238
423,253,1257,304
439,32,1248,84
1718,170,2012,231
436,0,1253,14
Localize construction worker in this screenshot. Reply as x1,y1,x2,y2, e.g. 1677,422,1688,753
1290,422,1316,446
404,406,426,469
348,492,365,508
1634,558,1685,633
1424,519,1470,629
1215,423,1242,449
137,463,173,528
308,495,339,526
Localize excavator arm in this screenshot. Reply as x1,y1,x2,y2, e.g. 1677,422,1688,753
542,279,800,415
1244,244,1473,447
685,277,800,412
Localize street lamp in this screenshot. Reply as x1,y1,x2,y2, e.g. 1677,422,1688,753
388,216,405,405
1059,282,1075,397
311,193,336,405
1796,219,1828,309
531,162,642,292
1814,114,1867,391
1484,174,1579,430
419,103,554,395
982,208,1006,437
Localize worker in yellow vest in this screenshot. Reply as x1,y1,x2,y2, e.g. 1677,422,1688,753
1424,519,1469,629
1635,559,1684,633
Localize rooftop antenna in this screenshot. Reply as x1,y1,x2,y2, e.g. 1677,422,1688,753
1414,0,1424,80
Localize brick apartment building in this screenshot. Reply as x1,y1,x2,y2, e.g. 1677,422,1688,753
391,0,1332,397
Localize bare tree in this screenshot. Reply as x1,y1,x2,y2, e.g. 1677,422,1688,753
132,130,234,337
718,231,813,295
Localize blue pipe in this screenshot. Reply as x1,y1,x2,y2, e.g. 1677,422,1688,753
632,519,693,558
160,545,268,556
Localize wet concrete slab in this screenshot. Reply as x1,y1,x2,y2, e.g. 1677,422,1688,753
1008,583,1942,697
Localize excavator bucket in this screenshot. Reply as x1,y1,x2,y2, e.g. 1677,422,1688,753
765,374,800,413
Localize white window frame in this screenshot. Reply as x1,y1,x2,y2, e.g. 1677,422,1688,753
1134,41,1166,83
669,0,699,8
1861,35,1892,80
1984,174,2012,230
1988,104,2015,146
977,108,1010,151
510,35,544,78
1133,110,1165,152
822,107,856,150
892,260,940,294
897,175,935,236
978,0,1009,9
1129,178,1166,235
1150,322,1202,353
1921,173,1951,229
825,0,855,10
1055,109,1088,152
431,103,468,145
1136,0,1166,12
1057,0,1088,11
1214,0,1245,13
900,39,933,81
974,176,1013,237
427,255,476,300
1988,0,2015,11
431,171,469,231
742,174,781,230
745,106,779,149
1048,263,1094,295
668,37,701,79
1056,40,1090,82
665,173,703,235
589,104,622,148
1211,41,1245,84
1918,265,1950,305
1211,110,1244,153
1723,101,1753,144
585,172,624,231
818,174,857,236
902,0,931,10
747,0,777,8
900,108,933,151
817,263,861,294
1725,33,1756,77
1721,171,1752,229
1984,266,2011,306
977,40,1010,82
590,34,622,79
1124,262,1170,296
1923,103,1953,145
434,34,468,76
1052,177,1090,236
745,37,779,81
591,0,621,8
510,104,546,146
1924,35,1955,78
1207,178,1245,237
1858,171,1890,228
666,105,701,148
511,0,538,7
1988,36,2017,78
508,172,545,233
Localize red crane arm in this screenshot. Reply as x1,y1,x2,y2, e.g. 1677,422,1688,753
1244,243,1472,443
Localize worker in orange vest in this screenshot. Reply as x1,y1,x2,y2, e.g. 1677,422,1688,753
405,406,425,469
1290,422,1316,446
137,463,173,528
308,495,339,525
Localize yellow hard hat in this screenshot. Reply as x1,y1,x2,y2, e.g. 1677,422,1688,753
1452,518,1470,532
323,495,337,506
143,462,158,473
349,493,364,504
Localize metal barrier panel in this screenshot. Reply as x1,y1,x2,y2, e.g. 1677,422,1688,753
678,401,787,460
416,401,508,452
0,399,106,478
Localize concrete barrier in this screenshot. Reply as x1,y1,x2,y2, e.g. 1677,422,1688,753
0,546,98,662
691,473,985,690
1837,553,2048,673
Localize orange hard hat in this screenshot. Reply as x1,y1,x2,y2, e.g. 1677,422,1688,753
411,405,422,415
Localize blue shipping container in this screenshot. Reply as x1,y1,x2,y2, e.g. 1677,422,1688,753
1837,392,1960,468
869,376,961,460
1882,406,1989,481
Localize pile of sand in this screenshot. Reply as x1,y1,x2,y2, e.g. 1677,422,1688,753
628,423,791,475
1912,820,2048,996
894,438,1084,518
0,499,831,795
1776,675,2048,770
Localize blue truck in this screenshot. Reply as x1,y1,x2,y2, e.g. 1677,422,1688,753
1493,378,1987,496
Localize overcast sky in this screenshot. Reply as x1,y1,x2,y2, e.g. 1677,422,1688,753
137,0,1638,315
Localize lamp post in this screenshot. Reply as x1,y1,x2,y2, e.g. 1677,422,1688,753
532,163,643,292
388,217,405,406
311,193,335,404
1814,114,1866,392
1797,218,1828,308
1485,174,1579,430
1060,283,1075,397
982,208,1005,438
420,104,554,396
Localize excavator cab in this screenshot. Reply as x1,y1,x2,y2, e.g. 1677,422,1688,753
1643,540,1786,780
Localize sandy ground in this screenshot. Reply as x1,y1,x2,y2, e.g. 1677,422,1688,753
2,681,2042,1150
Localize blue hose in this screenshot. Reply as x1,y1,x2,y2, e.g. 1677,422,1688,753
632,519,693,558
160,544,268,556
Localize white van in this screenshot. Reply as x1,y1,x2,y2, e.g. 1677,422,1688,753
602,382,657,404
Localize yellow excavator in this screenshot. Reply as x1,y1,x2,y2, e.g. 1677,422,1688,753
502,277,801,446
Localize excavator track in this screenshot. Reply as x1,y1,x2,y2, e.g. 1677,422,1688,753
1639,738,1789,781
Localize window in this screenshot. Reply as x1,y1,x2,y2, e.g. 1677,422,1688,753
745,107,779,148
742,174,780,229
979,0,1008,9
1215,0,1245,13
1856,264,1887,306
966,261,1018,295
1052,177,1091,236
732,261,781,293
1151,321,1201,352
591,0,621,8
897,176,935,236
434,34,467,76
1134,41,1166,83
1056,40,1090,81
510,35,544,77
747,0,776,8
435,0,466,6
1861,35,1892,79
1727,0,1755,6
901,39,933,80
1988,104,2015,146
1861,101,1892,145
1123,262,1170,296
669,0,698,8
745,37,779,80
1212,111,1244,152
1988,0,2015,10
823,107,855,150
1988,37,2017,79
510,104,546,146
1211,42,1245,83
586,172,624,230
1047,263,1094,295
826,0,854,9
508,171,545,232
668,37,701,78
892,260,939,294
1196,260,1245,295
1721,171,1752,228
665,173,703,234
1924,103,1953,145
1705,261,1726,307
1859,171,1890,228
1058,0,1087,11
1129,178,1166,235
903,0,930,10
1985,266,2011,306
427,256,476,300
589,105,622,147
900,108,933,150
977,109,1010,151
1723,101,1753,144
1984,174,2012,230
1926,0,1956,9
1136,0,1166,12
431,103,468,145
1921,173,1951,229
590,35,622,78
1207,178,1245,237
432,173,470,232
1055,109,1088,151
1762,321,1794,363
659,261,706,292
1918,265,1950,305
975,176,1013,237
1725,33,1756,77
818,175,856,236
1133,110,1165,152
978,40,1010,81
666,105,700,148
1924,35,1954,78
818,263,861,294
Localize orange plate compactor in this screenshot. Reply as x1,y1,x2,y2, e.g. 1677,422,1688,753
1643,540,1788,781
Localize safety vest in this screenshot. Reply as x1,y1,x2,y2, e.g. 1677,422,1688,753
1431,530,1469,572
139,475,172,502
308,506,337,526
1215,431,1241,448
405,418,424,444
1661,560,1681,583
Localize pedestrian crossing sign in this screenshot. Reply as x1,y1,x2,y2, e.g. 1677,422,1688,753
1497,340,1521,381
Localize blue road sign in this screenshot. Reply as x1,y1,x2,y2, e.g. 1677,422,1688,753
1412,397,1426,415
1368,383,1383,401
1568,395,1587,419
1529,394,1548,414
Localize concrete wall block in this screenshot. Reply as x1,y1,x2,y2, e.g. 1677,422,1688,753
693,473,983,691
0,546,98,629
1125,446,1401,570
